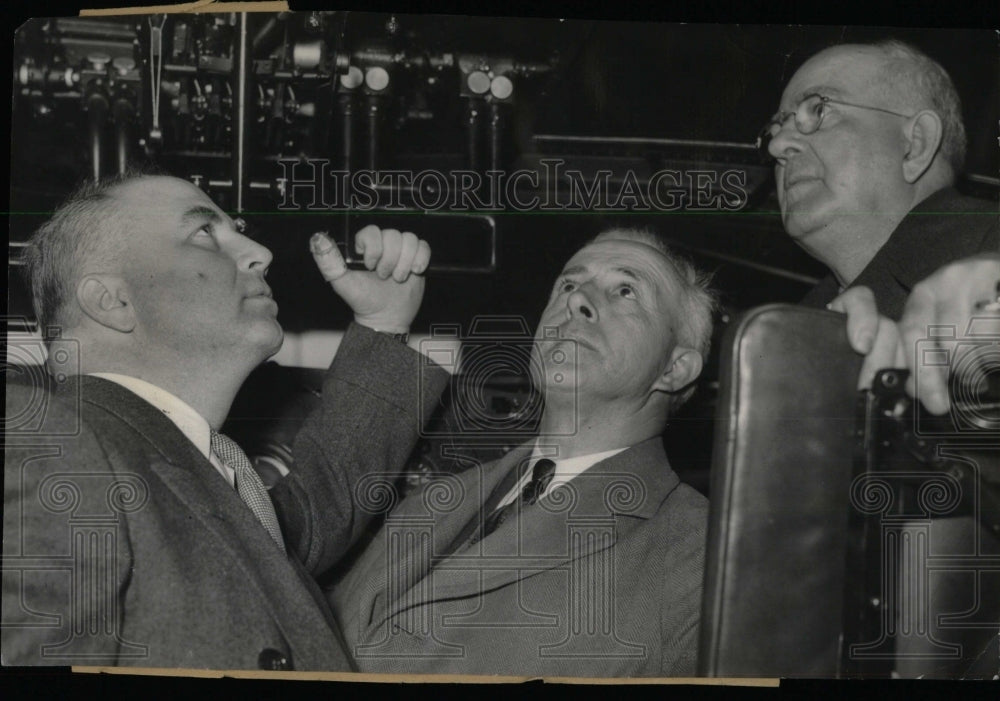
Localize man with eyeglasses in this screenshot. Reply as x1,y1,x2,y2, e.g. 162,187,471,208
759,39,998,320
761,40,999,678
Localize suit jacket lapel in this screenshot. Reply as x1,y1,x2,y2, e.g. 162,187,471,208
378,437,679,625
77,377,283,541
75,376,341,665
356,446,531,626
441,446,536,555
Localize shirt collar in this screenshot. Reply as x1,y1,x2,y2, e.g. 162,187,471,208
88,373,213,462
505,442,629,502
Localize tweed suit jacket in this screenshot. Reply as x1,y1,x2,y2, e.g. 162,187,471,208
327,436,708,677
2,324,449,670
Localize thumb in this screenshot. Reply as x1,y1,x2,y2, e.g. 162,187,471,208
310,231,348,282
828,286,878,354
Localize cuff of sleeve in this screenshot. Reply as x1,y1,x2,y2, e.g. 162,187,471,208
331,323,450,401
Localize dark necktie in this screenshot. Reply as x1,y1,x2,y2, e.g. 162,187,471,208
474,458,557,544
210,429,286,554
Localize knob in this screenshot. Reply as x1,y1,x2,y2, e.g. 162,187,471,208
112,56,136,75
87,52,111,70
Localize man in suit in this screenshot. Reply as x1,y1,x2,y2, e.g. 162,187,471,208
328,227,716,677
2,173,450,670
762,39,998,320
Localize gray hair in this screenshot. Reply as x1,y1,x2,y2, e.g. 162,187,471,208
870,39,967,175
590,227,718,411
22,169,160,344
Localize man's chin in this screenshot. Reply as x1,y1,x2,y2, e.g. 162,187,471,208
782,186,842,235
782,205,830,242
255,323,285,361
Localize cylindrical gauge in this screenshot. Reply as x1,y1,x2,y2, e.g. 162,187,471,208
465,99,484,172
466,70,490,95
489,101,504,173
87,90,109,182
339,65,363,89
337,92,356,173
113,95,133,175
366,94,381,170
365,66,390,91
292,40,324,70
490,75,513,100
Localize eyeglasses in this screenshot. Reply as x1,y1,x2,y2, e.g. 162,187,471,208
756,93,915,163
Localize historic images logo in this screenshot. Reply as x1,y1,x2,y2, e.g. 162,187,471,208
275,158,750,213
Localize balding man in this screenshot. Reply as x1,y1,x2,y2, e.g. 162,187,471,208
762,40,999,678
2,173,449,670
761,39,998,319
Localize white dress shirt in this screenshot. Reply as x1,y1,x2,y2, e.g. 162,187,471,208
90,373,235,488
495,443,629,509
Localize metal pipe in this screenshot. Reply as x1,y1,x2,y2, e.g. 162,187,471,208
251,15,281,52
86,89,109,182
465,99,483,173
112,94,133,174
232,13,251,213
365,94,381,172
488,101,505,175
337,93,355,174
533,134,758,151
967,173,1000,187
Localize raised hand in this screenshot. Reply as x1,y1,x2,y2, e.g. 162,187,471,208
310,226,431,334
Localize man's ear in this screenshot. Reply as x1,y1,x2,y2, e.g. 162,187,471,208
651,346,703,395
902,110,944,183
77,275,135,333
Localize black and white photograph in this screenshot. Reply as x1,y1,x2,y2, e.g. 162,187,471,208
3,4,999,683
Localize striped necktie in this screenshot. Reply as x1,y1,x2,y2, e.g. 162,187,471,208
210,429,286,554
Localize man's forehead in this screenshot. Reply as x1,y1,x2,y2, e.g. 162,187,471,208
113,177,235,237
115,176,218,212
563,240,679,287
782,45,887,105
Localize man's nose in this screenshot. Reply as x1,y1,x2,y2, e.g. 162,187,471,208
237,233,274,274
567,287,597,322
767,122,805,163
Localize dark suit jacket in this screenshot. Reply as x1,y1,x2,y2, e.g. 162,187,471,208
800,187,999,320
327,436,708,677
2,324,449,670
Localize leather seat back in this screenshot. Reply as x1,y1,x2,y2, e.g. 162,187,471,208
698,304,862,677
